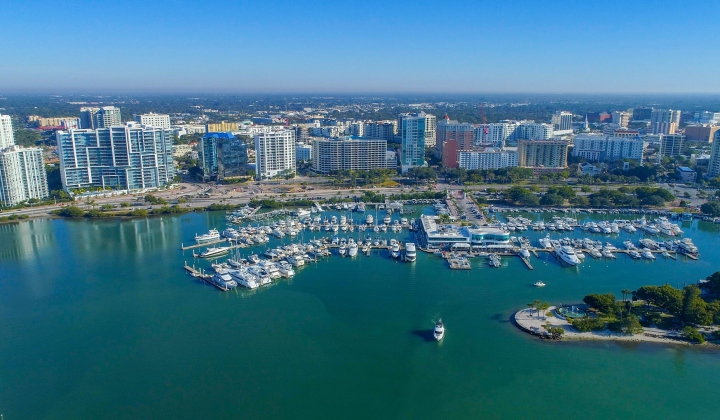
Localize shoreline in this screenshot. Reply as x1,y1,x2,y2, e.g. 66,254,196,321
513,307,717,347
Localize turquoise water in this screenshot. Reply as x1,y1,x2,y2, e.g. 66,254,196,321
1,210,720,419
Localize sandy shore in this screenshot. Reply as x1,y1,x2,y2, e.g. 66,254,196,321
513,307,710,346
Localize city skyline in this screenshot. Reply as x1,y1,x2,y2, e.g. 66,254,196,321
1,0,719,94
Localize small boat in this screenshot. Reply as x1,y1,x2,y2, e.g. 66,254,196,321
534,281,546,287
198,246,231,258
434,319,445,341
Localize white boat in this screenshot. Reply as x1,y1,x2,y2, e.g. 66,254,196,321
366,214,374,225
338,244,347,257
628,250,641,259
434,319,445,341
556,246,581,266
199,246,231,258
383,212,392,224
641,250,656,260
348,242,358,258
287,254,305,267
227,269,258,289
211,272,238,290
404,243,417,262
488,254,501,267
195,228,220,243
248,254,260,264
391,241,400,259
277,262,295,277
519,248,531,258
534,281,546,287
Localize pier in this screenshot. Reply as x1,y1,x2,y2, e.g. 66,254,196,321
182,238,228,250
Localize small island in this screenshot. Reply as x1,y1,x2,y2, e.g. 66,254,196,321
514,271,720,346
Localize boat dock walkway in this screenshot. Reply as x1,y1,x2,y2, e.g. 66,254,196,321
314,201,324,212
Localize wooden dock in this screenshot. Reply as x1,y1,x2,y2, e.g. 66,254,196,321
184,263,228,291
519,256,534,270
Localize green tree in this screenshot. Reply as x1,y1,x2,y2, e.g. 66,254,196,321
681,285,712,325
583,293,617,315
635,284,683,315
14,129,41,147
701,201,720,217
608,314,644,335
681,326,706,343
55,206,85,217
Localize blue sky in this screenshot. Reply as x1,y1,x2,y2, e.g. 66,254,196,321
1,0,718,94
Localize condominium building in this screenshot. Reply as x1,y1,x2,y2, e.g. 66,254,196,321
457,148,519,171
311,137,387,174
364,121,397,142
708,131,720,178
572,134,644,162
658,134,685,158
551,111,573,134
513,122,554,141
650,109,681,135
56,125,175,191
0,145,49,206
474,122,516,147
437,116,475,168
399,112,436,172
200,132,248,179
206,121,238,133
0,114,14,149
399,112,436,148
29,116,80,129
134,113,171,129
79,106,122,129
517,140,569,168
254,130,295,180
633,106,653,121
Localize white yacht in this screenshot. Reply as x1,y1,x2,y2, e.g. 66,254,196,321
534,281,546,287
383,212,392,225
404,243,417,262
338,244,347,257
519,248,531,258
390,241,401,259
434,319,445,341
198,246,231,258
211,272,238,290
556,246,581,266
366,214,374,225
287,254,305,267
248,254,260,264
348,241,358,258
641,250,656,260
195,228,220,243
276,262,295,277
228,270,259,289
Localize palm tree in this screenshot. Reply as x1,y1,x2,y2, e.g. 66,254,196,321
527,302,536,317
621,289,631,303
537,301,550,319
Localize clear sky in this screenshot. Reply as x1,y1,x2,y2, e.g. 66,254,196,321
1,0,718,94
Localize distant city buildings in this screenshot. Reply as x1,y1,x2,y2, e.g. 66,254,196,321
572,134,644,162
517,140,569,170
363,121,397,142
134,113,171,129
56,125,175,191
437,116,474,168
650,109,681,135
79,106,122,129
254,130,295,180
457,148,518,171
684,124,719,143
612,111,631,127
206,121,238,133
675,166,697,183
311,137,388,174
200,132,248,180
400,112,436,173
28,116,80,129
633,106,653,121
0,114,14,149
551,111,573,135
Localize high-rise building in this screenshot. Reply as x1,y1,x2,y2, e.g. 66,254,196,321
658,134,685,158
399,112,435,172
0,145,49,206
612,111,631,127
684,124,719,143
206,121,238,133
296,143,312,162
708,131,720,178
0,114,15,149
364,121,397,142
633,106,653,121
551,111,573,134
513,123,554,142
457,148,518,171
650,109,681,135
56,125,175,191
311,137,387,174
134,113,171,129
517,140,569,168
79,106,122,129
437,116,475,168
200,133,247,179
572,134,644,162
254,130,295,180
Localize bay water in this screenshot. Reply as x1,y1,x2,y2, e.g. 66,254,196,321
1,210,719,419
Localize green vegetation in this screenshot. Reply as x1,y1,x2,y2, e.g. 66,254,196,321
570,317,606,332
54,206,85,218
607,315,644,335
682,326,706,343
701,201,720,216
586,187,674,208
145,195,168,205
14,129,42,147
0,214,29,222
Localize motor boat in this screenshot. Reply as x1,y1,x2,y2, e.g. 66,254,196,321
195,229,220,243
391,241,400,259
210,272,238,290
556,245,581,266
348,241,358,258
404,243,417,262
198,246,231,258
534,281,546,287
641,250,656,260
434,319,445,341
